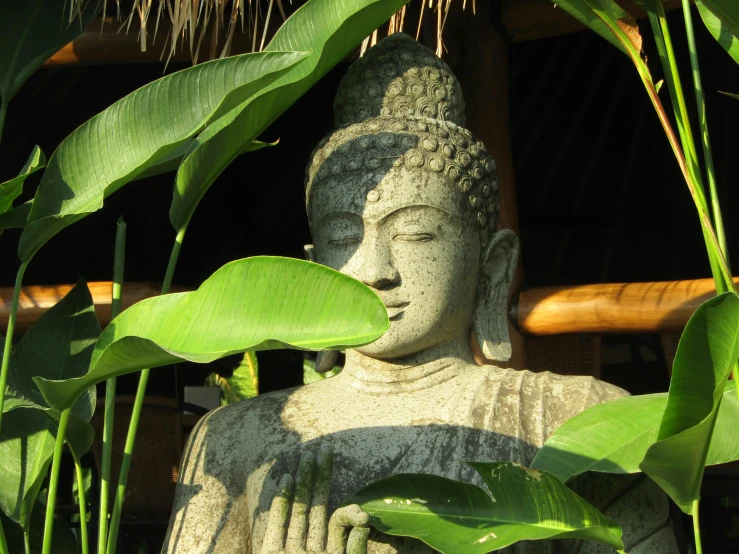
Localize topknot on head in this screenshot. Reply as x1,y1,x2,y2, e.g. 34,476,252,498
334,33,465,128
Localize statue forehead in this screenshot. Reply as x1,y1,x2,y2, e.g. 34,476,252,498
310,166,469,224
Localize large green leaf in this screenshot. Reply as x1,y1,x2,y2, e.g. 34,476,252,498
17,51,308,262
348,463,623,553
0,146,45,215
35,256,388,411
640,292,739,514
0,1,97,104
168,0,410,232
530,381,739,482
0,281,99,527
697,0,739,65
1,498,77,553
0,200,31,231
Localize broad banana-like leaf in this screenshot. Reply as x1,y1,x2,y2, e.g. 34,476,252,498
0,281,99,527
227,352,259,400
0,1,97,104
0,146,45,215
0,201,31,231
18,50,308,262
1,498,77,553
640,292,739,514
169,0,410,232
348,463,623,553
696,0,739,65
35,257,388,411
530,381,739,482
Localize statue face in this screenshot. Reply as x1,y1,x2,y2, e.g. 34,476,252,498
311,166,481,358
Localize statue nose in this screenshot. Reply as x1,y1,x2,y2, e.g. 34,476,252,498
358,248,400,290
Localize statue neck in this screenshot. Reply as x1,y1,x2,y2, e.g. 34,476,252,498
342,337,476,394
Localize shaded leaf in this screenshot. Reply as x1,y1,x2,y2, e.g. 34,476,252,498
548,0,628,55
0,200,31,231
35,257,388,411
720,91,739,100
641,292,739,514
18,50,307,262
1,498,77,553
0,1,97,103
348,463,623,553
303,357,342,384
697,0,739,65
530,381,739,482
169,0,411,232
0,146,45,215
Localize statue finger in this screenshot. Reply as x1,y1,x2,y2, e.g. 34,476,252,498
306,445,333,552
261,474,294,554
346,527,370,554
285,450,316,552
326,505,370,554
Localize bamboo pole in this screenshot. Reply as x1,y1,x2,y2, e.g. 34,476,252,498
514,277,739,336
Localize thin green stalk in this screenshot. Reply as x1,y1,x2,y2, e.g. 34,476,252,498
98,218,127,554
106,227,186,554
0,264,25,554
42,408,72,554
71,449,90,554
681,0,728,264
645,2,706,206
692,499,703,554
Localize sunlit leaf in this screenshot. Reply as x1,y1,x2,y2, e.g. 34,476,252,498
35,257,388,412
18,50,307,262
696,0,739,65
348,463,623,553
641,292,739,514
530,381,739,482
169,0,410,232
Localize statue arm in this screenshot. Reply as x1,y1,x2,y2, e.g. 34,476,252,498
162,409,252,554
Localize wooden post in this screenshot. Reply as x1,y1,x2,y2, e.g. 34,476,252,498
441,1,527,368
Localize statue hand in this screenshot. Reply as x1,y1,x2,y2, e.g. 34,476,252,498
260,447,371,554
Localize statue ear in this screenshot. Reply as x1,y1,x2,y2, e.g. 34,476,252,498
473,229,519,363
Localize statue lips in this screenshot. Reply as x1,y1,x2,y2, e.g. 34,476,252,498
385,301,410,321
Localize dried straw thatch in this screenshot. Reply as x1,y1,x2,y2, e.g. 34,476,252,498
67,0,475,63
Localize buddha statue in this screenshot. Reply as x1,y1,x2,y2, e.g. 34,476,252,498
163,34,678,554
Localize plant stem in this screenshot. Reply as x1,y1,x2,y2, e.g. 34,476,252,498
71,449,90,554
692,499,703,554
98,218,127,554
0,264,27,554
105,227,186,554
0,262,28,433
681,0,728,264
42,408,72,554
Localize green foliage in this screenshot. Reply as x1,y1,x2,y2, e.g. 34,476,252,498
0,147,44,216
17,50,307,262
696,0,739,64
348,463,623,553
531,381,739,482
0,0,97,105
169,0,410,233
34,257,388,412
0,281,99,532
640,293,739,514
1,500,77,554
303,357,343,384
208,351,260,404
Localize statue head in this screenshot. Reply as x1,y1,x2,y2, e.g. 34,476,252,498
305,34,519,363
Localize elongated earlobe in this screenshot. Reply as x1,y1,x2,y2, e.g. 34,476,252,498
472,229,519,363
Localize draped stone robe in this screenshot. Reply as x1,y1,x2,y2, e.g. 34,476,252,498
162,359,678,554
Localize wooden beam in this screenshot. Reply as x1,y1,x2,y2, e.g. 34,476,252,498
0,282,162,333
514,278,737,336
501,0,683,44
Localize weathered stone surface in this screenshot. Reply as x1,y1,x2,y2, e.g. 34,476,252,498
163,34,678,554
